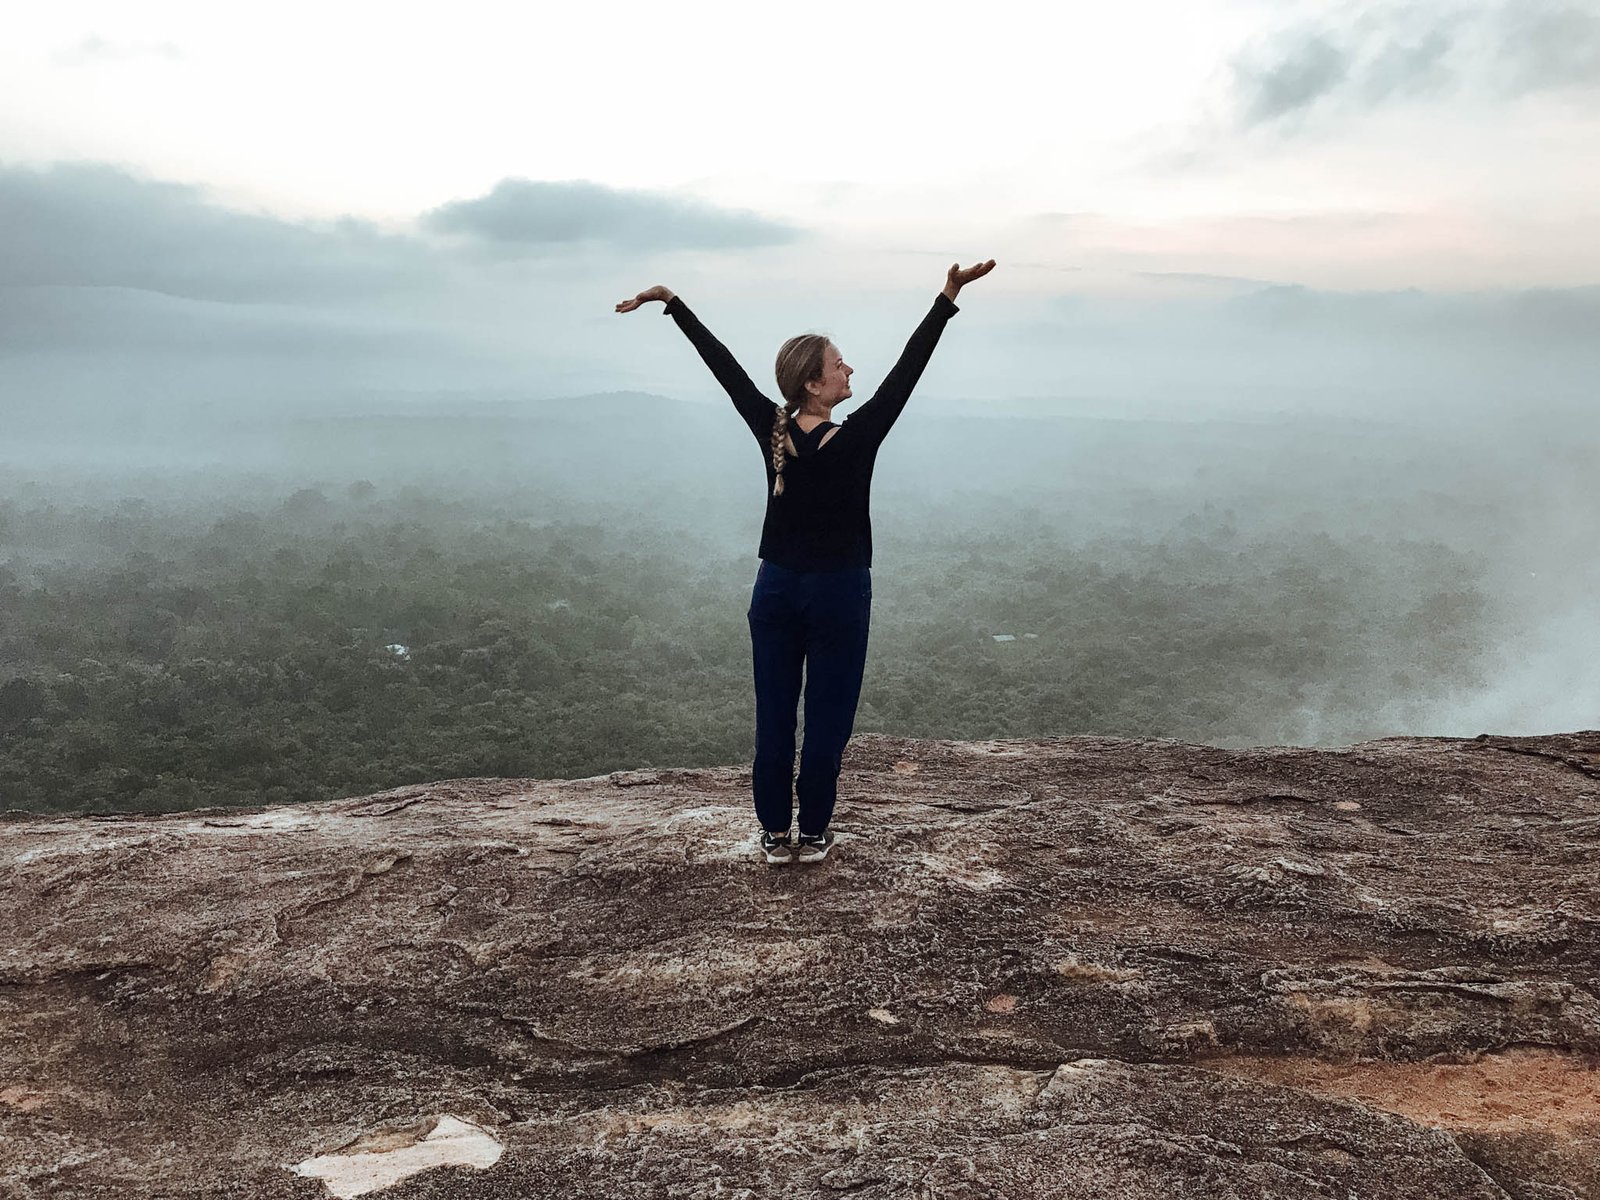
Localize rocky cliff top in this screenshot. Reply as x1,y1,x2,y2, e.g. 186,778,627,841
3,731,1599,1198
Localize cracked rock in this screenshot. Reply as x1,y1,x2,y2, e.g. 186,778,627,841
2,731,1598,1197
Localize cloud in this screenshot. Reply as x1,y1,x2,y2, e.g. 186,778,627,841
1230,1,1600,128
976,278,1600,423
0,162,443,302
0,284,440,358
0,163,806,306
1498,2,1600,92
420,178,804,254
52,36,183,66
1218,281,1600,347
0,160,819,412
1135,271,1284,290
1237,32,1357,124
0,161,535,400
0,276,516,407
4,159,1593,431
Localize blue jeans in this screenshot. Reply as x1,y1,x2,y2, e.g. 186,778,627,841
746,560,872,837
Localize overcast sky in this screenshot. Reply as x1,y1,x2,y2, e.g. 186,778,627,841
3,0,1597,419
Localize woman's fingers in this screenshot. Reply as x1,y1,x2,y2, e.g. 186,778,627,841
947,259,994,276
951,259,997,285
616,285,674,312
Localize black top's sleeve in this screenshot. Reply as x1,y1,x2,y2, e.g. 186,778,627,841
842,293,959,446
663,296,776,444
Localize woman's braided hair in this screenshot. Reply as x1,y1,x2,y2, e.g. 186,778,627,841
770,334,832,497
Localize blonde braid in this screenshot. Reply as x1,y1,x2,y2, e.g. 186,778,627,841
773,332,829,498
770,403,797,496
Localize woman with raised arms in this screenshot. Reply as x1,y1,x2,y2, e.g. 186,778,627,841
616,259,996,865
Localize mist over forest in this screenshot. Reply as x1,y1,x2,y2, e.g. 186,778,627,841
3,166,1595,814
3,388,1592,816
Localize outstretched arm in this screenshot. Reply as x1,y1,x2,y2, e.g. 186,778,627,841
615,285,774,443
844,259,996,446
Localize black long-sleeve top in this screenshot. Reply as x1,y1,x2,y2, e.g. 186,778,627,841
664,292,960,571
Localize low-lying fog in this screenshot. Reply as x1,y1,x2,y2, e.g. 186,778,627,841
2,385,1593,814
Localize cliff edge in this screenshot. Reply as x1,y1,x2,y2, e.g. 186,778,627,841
3,732,1599,1198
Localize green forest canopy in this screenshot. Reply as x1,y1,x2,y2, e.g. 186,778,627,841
0,483,1489,815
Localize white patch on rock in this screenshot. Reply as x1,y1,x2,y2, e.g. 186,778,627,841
287,1114,503,1198
241,809,316,831
956,740,1028,758
918,853,1007,890
14,837,150,863
175,809,317,836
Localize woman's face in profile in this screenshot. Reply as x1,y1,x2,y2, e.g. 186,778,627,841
813,342,854,406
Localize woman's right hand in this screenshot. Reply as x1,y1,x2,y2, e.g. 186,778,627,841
615,285,676,313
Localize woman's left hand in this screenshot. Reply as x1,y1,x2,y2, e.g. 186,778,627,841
944,259,996,300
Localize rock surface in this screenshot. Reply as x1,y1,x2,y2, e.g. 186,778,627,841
3,731,1599,1198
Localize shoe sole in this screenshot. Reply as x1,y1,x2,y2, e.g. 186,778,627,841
794,844,833,862
763,850,793,865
